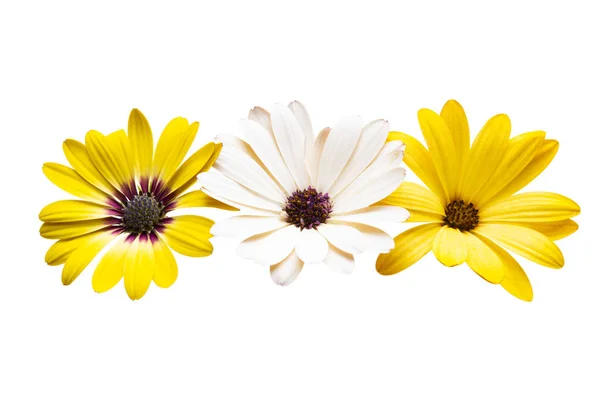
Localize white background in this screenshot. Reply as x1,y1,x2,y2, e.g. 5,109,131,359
1,1,598,399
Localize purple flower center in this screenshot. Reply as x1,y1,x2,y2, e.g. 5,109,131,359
283,186,332,230
122,193,165,234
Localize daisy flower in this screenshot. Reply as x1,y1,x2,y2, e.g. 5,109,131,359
202,101,409,285
376,100,580,301
40,109,235,300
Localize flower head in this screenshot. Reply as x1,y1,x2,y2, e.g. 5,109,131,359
203,101,409,285
376,100,580,301
40,109,235,300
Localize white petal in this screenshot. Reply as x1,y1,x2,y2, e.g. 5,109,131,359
317,223,365,254
214,144,285,203
331,205,410,226
288,101,315,146
308,127,330,182
333,167,406,213
239,119,296,195
198,171,282,212
295,228,329,264
248,106,273,134
211,216,289,240
237,224,300,265
200,188,279,216
324,245,355,274
317,116,363,192
341,222,394,253
328,119,389,197
270,251,303,286
269,104,310,189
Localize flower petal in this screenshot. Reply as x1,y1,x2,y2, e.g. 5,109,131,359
124,235,155,300
172,190,238,211
239,119,296,195
464,232,505,284
270,104,311,189
92,236,129,293
387,131,446,203
497,244,533,302
330,205,409,226
61,229,117,285
128,109,154,182
42,163,112,204
317,115,363,192
459,114,511,203
475,131,545,207
270,250,303,286
377,181,445,216
40,219,117,240
376,223,441,275
152,234,178,289
505,219,579,241
211,215,289,240
329,119,389,197
295,228,329,263
45,231,103,266
39,200,113,222
475,223,564,268
340,222,395,253
213,143,285,203
288,101,314,147
480,192,581,222
162,215,214,257
238,225,299,266
152,117,197,184
432,226,468,267
440,99,470,176
486,139,559,203
308,127,330,182
63,139,119,197
417,108,460,200
324,244,355,274
164,142,215,195
317,223,365,254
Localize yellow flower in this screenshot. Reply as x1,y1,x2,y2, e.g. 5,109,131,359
40,109,235,300
376,100,580,301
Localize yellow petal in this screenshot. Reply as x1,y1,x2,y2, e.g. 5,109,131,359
459,114,511,203
405,210,445,222
40,219,114,239
475,131,545,207
165,142,215,194
376,223,442,275
432,226,468,267
480,192,580,222
153,118,197,184
124,236,155,300
173,190,238,211
378,181,445,215
495,245,533,302
85,130,136,196
42,163,111,204
61,230,117,285
39,200,112,222
440,99,470,175
45,231,101,266
92,236,129,293
506,219,579,241
417,108,459,200
486,139,559,204
200,142,223,173
464,232,505,284
63,139,119,196
128,109,154,181
162,215,214,257
152,235,178,288
387,131,446,203
475,223,564,268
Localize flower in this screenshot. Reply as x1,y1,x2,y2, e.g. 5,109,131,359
376,100,580,301
40,109,235,300
202,101,409,285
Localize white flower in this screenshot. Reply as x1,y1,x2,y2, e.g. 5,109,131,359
200,101,408,285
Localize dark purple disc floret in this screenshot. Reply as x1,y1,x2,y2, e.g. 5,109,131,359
283,186,333,230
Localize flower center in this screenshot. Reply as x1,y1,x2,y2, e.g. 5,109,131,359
283,186,332,230
444,200,479,231
122,193,164,234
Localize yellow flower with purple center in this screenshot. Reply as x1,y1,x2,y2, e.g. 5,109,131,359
376,100,580,301
40,109,234,300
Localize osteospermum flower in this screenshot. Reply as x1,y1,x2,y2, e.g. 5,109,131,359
40,109,235,300
201,101,409,285
376,100,580,301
